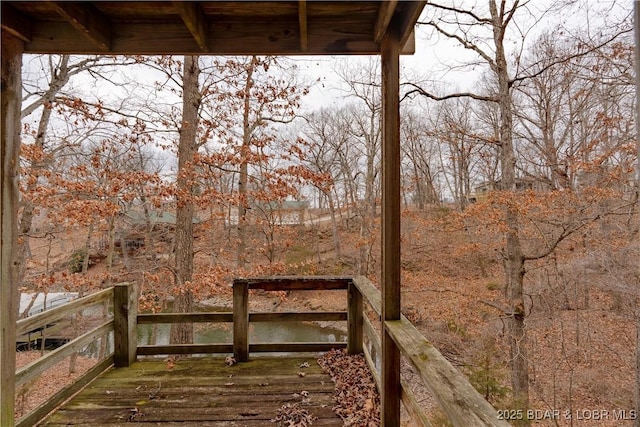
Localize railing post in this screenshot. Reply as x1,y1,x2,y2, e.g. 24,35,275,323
233,279,249,362
1,30,23,427
114,283,138,367
347,280,363,355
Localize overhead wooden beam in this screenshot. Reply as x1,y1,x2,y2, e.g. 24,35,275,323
376,2,423,54
1,30,23,427
1,4,32,42
49,2,111,51
402,30,416,55
173,1,209,52
298,0,308,52
390,1,426,47
26,21,379,55
373,1,397,43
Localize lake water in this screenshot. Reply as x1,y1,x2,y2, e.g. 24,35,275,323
80,316,347,358
138,320,347,346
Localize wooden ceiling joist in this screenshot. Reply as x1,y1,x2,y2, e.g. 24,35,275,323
298,0,308,52
173,1,209,52
373,0,398,43
0,4,32,42
49,2,112,51
388,1,427,47
4,1,423,55
374,1,424,54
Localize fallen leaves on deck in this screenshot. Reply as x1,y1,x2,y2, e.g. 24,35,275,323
271,402,317,426
317,349,380,426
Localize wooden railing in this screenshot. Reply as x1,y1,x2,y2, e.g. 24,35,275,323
136,276,356,359
13,285,129,427
351,276,510,427
15,278,509,427
231,276,358,360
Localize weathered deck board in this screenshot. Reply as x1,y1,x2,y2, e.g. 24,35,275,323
40,356,344,426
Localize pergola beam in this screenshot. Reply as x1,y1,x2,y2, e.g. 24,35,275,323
49,2,111,51
298,0,308,52
377,2,423,55
173,1,209,52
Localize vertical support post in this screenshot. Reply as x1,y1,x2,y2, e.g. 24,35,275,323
381,29,402,427
114,283,138,367
1,30,23,427
347,280,363,355
233,279,249,362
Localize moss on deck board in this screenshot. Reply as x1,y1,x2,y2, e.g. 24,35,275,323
40,356,344,426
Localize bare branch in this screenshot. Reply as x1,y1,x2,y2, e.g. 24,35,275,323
502,0,521,30
21,55,134,118
401,82,498,103
418,20,497,70
425,2,493,24
524,214,601,262
510,26,633,88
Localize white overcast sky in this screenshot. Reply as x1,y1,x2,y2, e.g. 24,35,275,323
297,0,632,111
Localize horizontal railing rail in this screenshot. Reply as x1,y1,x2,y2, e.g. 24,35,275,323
16,321,113,387
16,288,113,337
352,276,431,426
235,276,353,291
137,312,233,324
135,311,234,356
135,276,355,359
14,286,122,427
352,276,510,427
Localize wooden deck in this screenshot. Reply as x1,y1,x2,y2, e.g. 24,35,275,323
15,279,508,427
40,356,343,426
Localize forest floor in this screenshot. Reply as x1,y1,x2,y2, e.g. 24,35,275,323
18,204,639,426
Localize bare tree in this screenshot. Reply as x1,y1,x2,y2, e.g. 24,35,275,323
514,30,635,193
335,58,382,275
300,108,350,257
400,107,441,209
408,2,532,406
211,56,304,269
405,1,633,412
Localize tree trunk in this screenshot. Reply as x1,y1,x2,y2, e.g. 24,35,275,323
327,192,341,258
139,180,157,265
18,93,54,287
237,57,256,269
70,222,93,373
105,214,116,285
170,55,201,345
490,0,529,412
